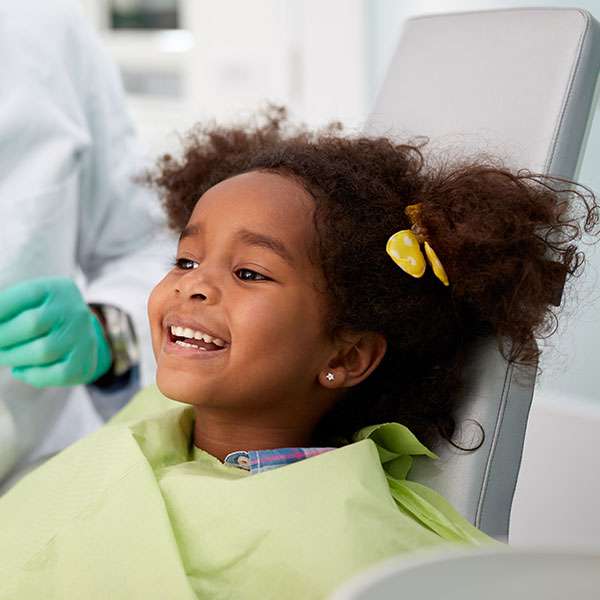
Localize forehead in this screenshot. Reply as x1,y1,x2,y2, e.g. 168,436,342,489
188,171,316,250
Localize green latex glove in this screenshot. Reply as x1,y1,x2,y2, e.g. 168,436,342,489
0,277,112,388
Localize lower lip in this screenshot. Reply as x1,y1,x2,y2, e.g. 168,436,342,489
163,336,229,359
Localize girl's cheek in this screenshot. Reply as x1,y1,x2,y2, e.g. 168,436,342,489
147,280,169,353
147,282,162,322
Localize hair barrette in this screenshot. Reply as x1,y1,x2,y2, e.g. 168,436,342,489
386,203,449,286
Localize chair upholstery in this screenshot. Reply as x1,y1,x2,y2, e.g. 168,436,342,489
365,7,600,538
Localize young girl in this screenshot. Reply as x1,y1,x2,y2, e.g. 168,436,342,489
0,108,596,600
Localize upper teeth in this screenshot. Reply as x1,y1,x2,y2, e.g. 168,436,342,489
170,325,227,347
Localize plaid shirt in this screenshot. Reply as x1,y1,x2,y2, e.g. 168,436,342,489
224,447,335,474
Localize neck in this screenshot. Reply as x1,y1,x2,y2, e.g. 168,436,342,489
192,407,318,462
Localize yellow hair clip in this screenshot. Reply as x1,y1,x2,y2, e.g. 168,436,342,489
386,203,449,286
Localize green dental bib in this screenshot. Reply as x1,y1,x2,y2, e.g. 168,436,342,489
0,386,493,599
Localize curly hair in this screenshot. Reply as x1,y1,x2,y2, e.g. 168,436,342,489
148,107,598,447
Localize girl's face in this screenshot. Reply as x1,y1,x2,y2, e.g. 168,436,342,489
148,170,336,420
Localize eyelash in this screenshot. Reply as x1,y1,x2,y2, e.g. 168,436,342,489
171,257,270,282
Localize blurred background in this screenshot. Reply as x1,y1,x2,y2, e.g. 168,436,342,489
77,0,600,550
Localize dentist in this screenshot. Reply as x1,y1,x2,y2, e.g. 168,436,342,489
0,0,172,488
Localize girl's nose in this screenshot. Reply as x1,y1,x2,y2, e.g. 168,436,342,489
174,268,221,304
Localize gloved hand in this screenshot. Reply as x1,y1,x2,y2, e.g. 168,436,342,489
0,277,112,388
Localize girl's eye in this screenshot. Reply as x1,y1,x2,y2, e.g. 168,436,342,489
171,258,269,281
173,257,198,270
236,268,269,282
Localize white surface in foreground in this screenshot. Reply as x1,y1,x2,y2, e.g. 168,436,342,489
328,547,600,600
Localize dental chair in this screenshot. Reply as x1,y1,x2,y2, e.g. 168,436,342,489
364,6,600,541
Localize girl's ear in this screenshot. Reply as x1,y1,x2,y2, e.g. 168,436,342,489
320,332,387,389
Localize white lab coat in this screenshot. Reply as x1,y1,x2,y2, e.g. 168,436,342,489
0,0,175,482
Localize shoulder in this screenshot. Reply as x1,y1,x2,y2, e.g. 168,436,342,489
0,421,143,577
0,395,193,580
0,0,91,44
0,0,109,99
0,410,195,598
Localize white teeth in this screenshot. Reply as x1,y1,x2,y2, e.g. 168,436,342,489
175,340,201,349
170,324,228,347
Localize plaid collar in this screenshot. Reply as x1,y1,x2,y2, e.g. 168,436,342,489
224,447,335,474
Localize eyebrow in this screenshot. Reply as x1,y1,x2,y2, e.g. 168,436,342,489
179,224,295,266
179,224,200,242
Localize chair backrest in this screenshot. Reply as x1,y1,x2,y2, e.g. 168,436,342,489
329,548,600,600
365,7,600,538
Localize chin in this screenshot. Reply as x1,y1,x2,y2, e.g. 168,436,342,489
156,369,203,406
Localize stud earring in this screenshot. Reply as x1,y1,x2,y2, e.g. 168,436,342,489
326,372,335,381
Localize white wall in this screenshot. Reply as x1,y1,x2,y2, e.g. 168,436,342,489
81,0,368,155
510,397,600,551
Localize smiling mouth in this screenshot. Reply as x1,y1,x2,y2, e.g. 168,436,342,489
167,328,228,353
